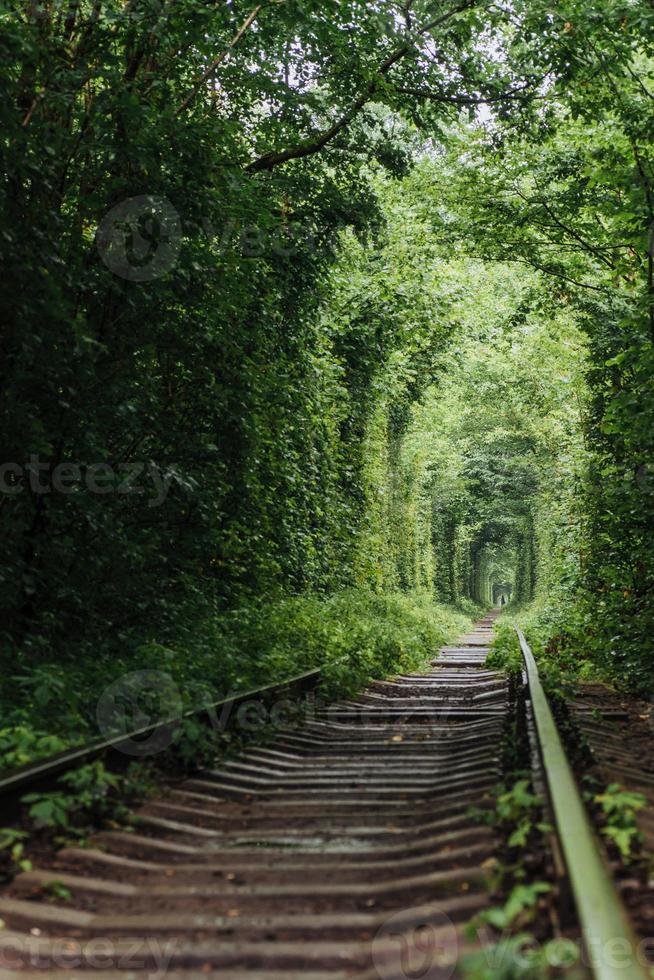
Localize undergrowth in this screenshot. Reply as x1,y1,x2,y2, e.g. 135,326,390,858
0,591,471,879
0,590,470,772
498,602,608,691
486,618,585,701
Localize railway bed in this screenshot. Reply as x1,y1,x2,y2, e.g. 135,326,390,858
0,614,649,979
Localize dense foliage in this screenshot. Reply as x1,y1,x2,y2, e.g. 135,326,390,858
2,0,532,650
432,1,654,688
2,0,654,762
321,192,588,615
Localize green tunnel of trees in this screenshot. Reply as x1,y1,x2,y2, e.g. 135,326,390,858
2,0,654,758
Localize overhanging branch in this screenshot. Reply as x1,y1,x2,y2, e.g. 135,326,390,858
246,0,479,173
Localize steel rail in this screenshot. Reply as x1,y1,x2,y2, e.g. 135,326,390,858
517,627,648,980
0,667,320,819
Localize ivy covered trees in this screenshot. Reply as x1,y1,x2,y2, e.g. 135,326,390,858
324,183,589,616
2,0,654,754
423,0,654,687
1,0,538,652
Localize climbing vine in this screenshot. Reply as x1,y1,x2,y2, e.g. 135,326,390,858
2,0,654,760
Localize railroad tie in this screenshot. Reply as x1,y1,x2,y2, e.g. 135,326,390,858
0,615,507,978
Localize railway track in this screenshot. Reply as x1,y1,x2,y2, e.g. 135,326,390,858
0,615,648,978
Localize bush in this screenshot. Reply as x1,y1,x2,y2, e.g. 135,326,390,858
0,590,470,772
488,605,599,700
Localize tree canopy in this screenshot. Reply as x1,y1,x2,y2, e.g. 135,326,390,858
2,0,654,758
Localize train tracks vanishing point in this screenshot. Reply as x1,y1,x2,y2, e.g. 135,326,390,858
0,614,649,979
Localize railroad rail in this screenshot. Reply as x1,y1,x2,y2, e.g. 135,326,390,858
517,629,647,980
0,669,322,822
0,615,649,978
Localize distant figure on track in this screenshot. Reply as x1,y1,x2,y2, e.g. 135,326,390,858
500,594,506,606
